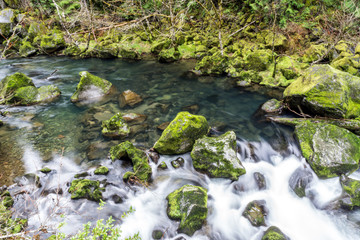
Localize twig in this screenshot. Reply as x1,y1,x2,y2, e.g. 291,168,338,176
228,20,256,38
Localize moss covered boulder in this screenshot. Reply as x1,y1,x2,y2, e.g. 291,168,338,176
33,29,65,54
191,131,246,181
284,64,360,118
101,113,130,139
68,179,103,202
294,121,360,179
302,44,329,63
244,49,272,71
12,85,61,105
166,185,208,236
194,51,228,75
110,141,152,183
242,200,267,227
158,47,180,63
0,72,34,104
153,111,209,155
19,40,37,57
340,176,360,209
262,226,289,240
70,71,112,103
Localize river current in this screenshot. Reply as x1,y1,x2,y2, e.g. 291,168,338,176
0,56,360,239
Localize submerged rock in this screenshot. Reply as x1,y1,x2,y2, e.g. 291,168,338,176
191,131,246,181
119,90,143,108
171,157,184,168
254,172,266,190
284,64,360,118
242,200,267,227
166,185,208,236
294,121,360,179
262,226,289,240
101,113,130,139
110,141,152,184
68,179,103,202
340,176,360,209
153,111,209,155
70,71,112,103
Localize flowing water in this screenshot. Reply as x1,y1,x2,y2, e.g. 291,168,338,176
0,56,360,239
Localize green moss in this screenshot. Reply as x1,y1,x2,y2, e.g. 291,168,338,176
262,226,288,240
166,185,208,236
151,38,171,53
153,111,209,155
40,167,52,173
178,43,196,59
94,166,109,175
302,44,329,63
158,47,180,63
341,177,360,208
13,86,38,105
109,141,152,183
194,50,228,75
70,71,112,102
294,121,360,178
28,21,47,40
191,131,246,180
284,64,360,118
68,179,103,202
242,200,266,226
101,113,130,138
0,72,35,104
335,40,352,54
244,49,272,71
276,56,302,80
19,40,37,57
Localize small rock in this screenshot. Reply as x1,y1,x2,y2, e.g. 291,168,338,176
262,226,290,240
181,104,200,114
152,230,164,240
157,122,170,131
40,167,52,174
242,200,267,227
119,90,143,108
289,167,313,198
123,113,147,124
171,157,184,168
158,161,167,170
94,166,109,175
254,172,266,190
147,148,160,163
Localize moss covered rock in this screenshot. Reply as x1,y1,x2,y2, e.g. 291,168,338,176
70,71,112,103
302,44,329,63
94,166,109,175
33,29,65,54
153,111,209,155
242,200,267,226
0,72,34,104
68,179,103,202
284,64,360,118
110,141,152,183
40,167,52,173
166,185,208,236
244,49,272,71
276,56,302,80
27,20,47,40
294,121,360,179
101,113,130,139
12,85,60,105
262,226,289,240
191,131,245,180
158,47,180,63
19,40,37,57
340,176,360,209
194,51,228,75
0,9,14,39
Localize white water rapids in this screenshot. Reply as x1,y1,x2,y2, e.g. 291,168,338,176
10,137,360,240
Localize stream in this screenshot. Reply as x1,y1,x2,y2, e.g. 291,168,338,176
1,56,360,239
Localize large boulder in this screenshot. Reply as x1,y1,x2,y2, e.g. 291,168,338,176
166,185,208,236
153,112,209,155
294,121,360,179
283,64,360,118
101,113,130,139
110,141,152,184
70,71,112,103
0,72,34,104
191,131,246,181
33,29,65,54
13,85,61,105
68,179,103,202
